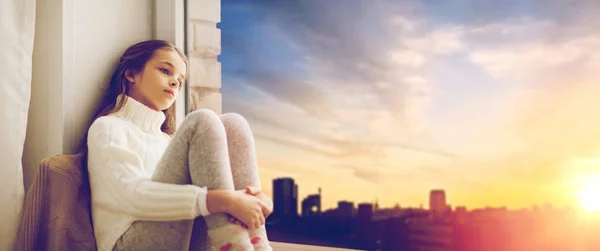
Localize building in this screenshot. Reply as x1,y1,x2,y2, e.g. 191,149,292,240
302,194,321,217
406,217,455,251
430,189,447,215
357,203,374,221
294,184,298,216
337,201,354,218
273,178,298,218
380,217,410,251
455,206,468,224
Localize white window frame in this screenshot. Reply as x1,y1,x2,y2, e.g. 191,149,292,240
154,0,188,127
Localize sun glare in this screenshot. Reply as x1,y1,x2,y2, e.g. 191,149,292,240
578,175,600,212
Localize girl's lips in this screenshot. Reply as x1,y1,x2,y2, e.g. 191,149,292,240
164,90,174,97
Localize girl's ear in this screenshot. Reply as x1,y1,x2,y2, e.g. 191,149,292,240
125,69,136,84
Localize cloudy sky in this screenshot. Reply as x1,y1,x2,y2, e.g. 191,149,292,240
218,0,600,211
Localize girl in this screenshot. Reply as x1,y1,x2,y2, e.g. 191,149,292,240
85,40,273,251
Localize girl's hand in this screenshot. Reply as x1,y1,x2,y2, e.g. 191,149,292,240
227,191,269,230
243,187,273,218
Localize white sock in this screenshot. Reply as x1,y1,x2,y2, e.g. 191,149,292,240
248,226,272,251
205,214,253,251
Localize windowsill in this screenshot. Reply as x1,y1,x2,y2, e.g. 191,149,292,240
270,242,364,251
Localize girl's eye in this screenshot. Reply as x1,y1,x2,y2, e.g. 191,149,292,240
160,68,170,75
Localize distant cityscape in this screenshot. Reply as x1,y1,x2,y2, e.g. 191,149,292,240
266,177,600,251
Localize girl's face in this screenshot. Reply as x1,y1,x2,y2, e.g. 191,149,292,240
126,48,187,111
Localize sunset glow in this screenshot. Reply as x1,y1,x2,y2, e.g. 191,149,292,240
578,175,600,212
221,0,600,212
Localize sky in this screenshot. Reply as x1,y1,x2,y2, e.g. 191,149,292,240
218,0,600,211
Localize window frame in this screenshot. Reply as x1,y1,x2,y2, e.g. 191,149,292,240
154,0,188,128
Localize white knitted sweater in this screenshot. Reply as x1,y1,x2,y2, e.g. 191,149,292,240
87,95,209,251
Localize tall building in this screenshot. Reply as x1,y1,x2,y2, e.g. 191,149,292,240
429,189,447,215
302,194,321,217
273,178,298,218
293,184,298,217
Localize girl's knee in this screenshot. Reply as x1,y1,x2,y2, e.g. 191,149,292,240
187,108,218,119
220,113,250,129
183,109,225,134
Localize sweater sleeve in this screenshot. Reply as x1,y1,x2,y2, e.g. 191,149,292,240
87,118,211,221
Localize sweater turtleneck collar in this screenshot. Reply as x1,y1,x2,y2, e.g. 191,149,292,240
113,94,165,134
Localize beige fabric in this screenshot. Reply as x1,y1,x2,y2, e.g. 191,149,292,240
16,153,97,251
0,0,37,249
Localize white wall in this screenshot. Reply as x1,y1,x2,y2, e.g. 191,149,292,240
23,0,65,192
69,0,154,154
23,0,155,189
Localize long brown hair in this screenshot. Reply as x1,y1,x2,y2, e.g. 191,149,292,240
80,40,188,163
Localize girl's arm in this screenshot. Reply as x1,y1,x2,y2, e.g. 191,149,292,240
206,189,273,216
88,118,209,221
206,190,233,214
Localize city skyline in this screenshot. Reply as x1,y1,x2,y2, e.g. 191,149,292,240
220,0,600,211
270,176,576,214
266,176,600,250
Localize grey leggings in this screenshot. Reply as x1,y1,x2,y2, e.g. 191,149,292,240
112,109,262,251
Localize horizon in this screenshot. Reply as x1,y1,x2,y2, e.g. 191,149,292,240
269,176,582,212
219,0,600,213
